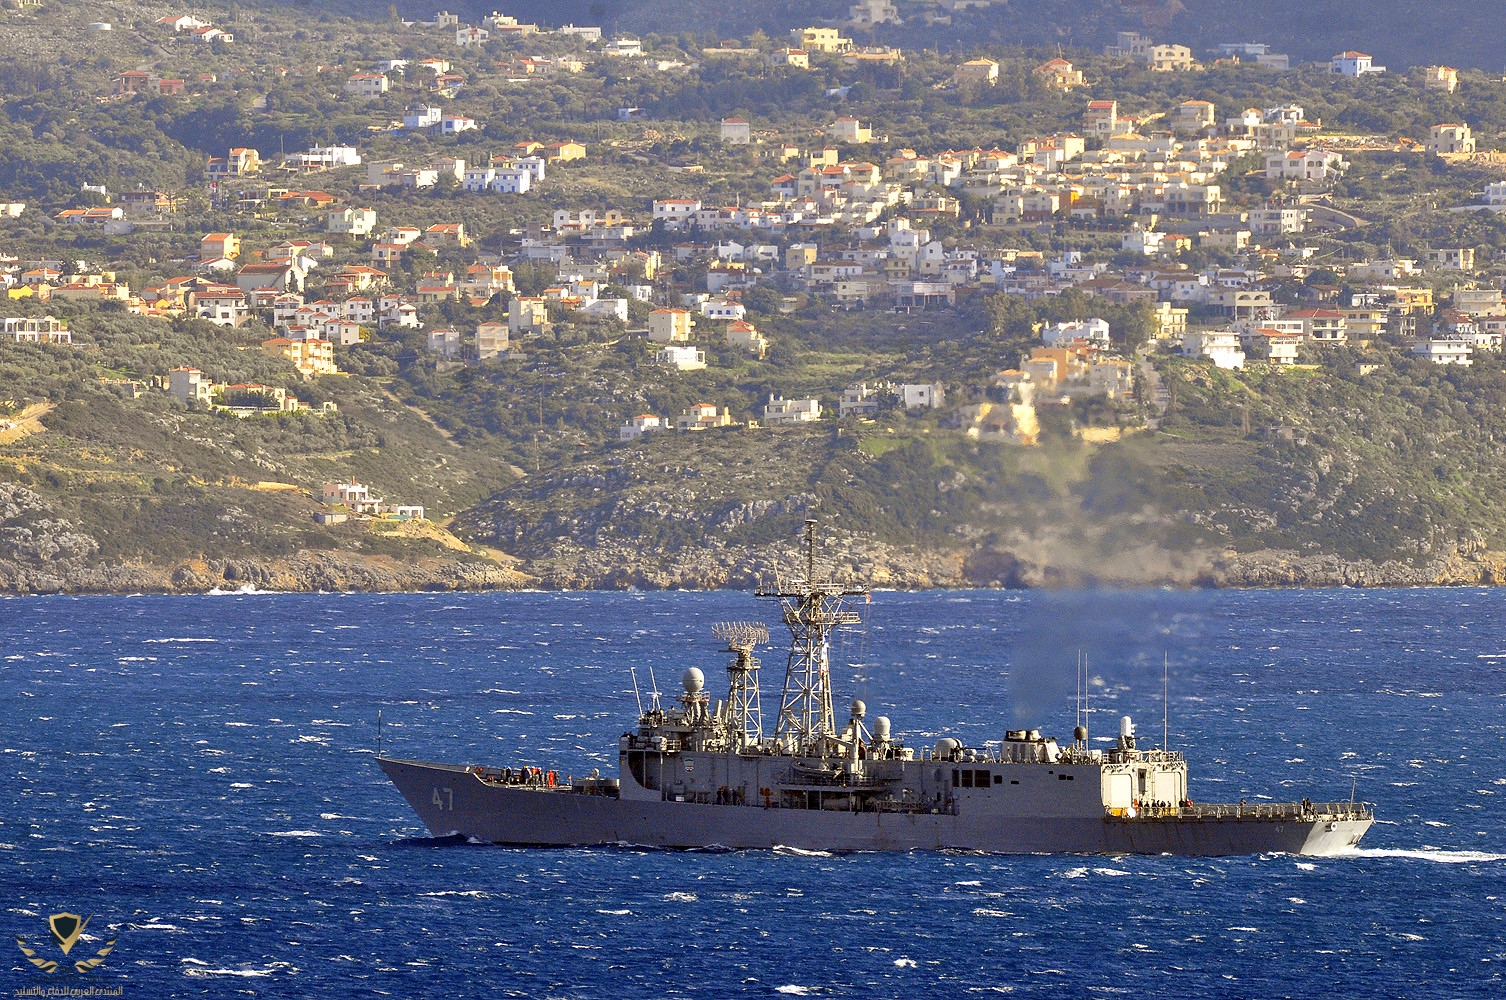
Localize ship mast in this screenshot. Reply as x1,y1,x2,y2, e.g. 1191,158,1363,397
711,621,768,747
760,519,868,756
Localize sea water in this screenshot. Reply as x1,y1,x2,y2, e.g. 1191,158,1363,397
1,588,1502,997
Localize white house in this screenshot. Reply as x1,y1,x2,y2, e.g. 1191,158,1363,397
1331,51,1385,76
720,118,752,144
427,328,461,357
1122,230,1166,255
1413,339,1472,365
491,169,531,193
1043,318,1111,346
898,383,946,409
764,395,821,424
655,345,707,371
327,208,377,237
1265,150,1347,181
463,167,496,191
1249,207,1306,235
403,106,442,129
619,414,664,441
1240,329,1304,365
604,38,643,57
700,299,746,321
582,298,629,322
345,73,390,97
168,366,214,404
829,117,872,143
1181,330,1245,369
653,199,702,225
442,116,478,135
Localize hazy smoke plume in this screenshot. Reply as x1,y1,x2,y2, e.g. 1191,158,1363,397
1004,591,1214,730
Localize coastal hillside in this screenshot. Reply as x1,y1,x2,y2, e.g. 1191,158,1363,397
381,0,1506,71
4,1,1506,592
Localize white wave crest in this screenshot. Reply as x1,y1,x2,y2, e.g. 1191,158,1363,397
1341,847,1506,863
773,845,832,857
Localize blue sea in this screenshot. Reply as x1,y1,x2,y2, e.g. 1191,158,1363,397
2,588,1503,997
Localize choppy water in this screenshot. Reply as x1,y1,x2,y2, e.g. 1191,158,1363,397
2,588,1503,997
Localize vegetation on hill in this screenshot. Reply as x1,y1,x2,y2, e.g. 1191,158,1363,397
4,1,1506,590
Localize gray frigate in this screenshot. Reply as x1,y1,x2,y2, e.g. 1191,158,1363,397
380,521,1373,856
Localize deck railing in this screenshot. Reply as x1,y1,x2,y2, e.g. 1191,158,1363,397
1121,800,1373,822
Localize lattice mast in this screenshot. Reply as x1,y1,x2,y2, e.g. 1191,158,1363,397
711,621,768,747
761,519,868,755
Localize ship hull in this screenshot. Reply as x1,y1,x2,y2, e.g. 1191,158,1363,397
380,757,1371,857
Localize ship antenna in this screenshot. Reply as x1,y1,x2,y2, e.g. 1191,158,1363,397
376,708,383,758
647,663,662,712
630,665,644,716
1163,651,1170,753
805,517,817,583
1083,654,1089,742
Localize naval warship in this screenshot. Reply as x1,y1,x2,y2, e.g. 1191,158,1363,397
380,521,1373,856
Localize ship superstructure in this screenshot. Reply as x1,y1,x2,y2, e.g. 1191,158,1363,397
380,521,1373,855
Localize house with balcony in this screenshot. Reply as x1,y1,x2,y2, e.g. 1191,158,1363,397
509,295,550,334
1181,330,1245,369
676,404,735,431
1332,51,1385,76
1033,58,1084,91
1426,124,1475,155
764,394,821,424
619,414,665,441
655,345,707,371
648,308,693,342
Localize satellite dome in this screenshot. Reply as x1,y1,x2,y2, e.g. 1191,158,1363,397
934,737,962,758
682,667,704,693
850,698,866,719
873,716,892,739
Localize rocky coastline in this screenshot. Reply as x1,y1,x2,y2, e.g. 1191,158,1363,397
5,540,1506,596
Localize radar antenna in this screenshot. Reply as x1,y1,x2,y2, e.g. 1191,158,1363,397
712,621,769,746
759,519,868,755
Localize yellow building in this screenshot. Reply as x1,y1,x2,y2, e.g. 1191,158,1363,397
1423,65,1458,93
648,308,693,343
791,27,852,53
262,336,337,376
1149,44,1195,72
1033,57,1084,91
953,59,999,86
545,141,587,162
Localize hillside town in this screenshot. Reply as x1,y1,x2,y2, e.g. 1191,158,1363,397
3,2,1506,556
